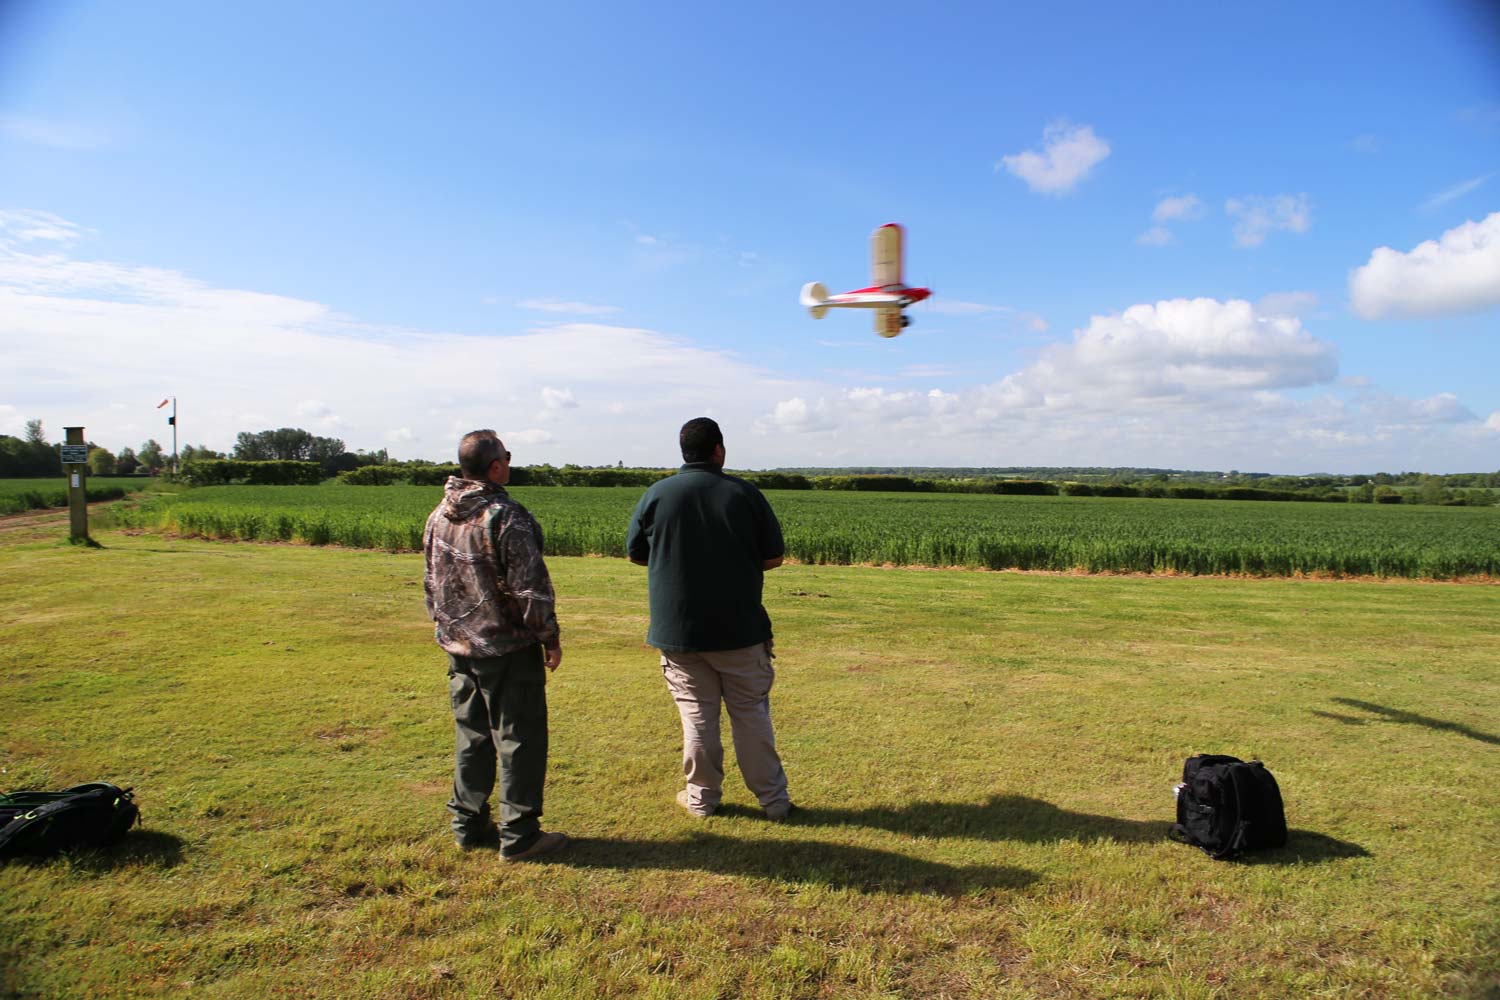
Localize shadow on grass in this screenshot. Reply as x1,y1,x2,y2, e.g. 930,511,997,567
4,829,185,871
762,794,1171,845
1229,830,1370,865
1320,697,1499,746
721,794,1369,866
546,830,1037,895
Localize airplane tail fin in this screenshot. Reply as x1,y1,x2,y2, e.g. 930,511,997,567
800,281,830,319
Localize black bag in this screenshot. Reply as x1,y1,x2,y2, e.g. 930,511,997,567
0,782,139,858
1170,755,1286,860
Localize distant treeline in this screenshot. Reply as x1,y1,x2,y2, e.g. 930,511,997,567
324,465,1495,505
775,466,1500,489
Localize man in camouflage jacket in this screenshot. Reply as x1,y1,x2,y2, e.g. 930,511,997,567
423,429,568,861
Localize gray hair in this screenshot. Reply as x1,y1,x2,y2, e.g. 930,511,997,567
458,429,506,479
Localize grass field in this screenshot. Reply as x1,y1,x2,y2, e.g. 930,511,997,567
0,476,143,515
103,483,1500,579
2,518,1497,998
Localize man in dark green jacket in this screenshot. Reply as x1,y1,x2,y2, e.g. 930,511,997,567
626,418,792,820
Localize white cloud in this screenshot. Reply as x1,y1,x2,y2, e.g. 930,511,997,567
999,121,1110,195
1225,194,1312,247
0,114,111,150
1256,291,1319,317
541,386,578,410
1350,134,1381,155
1138,195,1203,246
635,234,659,246
1419,173,1495,212
1153,194,1203,223
923,299,1047,331
517,298,620,316
0,216,825,466
5,210,1493,473
0,209,92,246
0,403,22,436
1349,212,1500,319
766,397,836,433
294,399,344,429
927,299,1004,316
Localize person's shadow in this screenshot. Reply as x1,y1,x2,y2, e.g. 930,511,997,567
548,793,1366,888
723,794,1368,866
1313,697,1499,746
547,829,1037,896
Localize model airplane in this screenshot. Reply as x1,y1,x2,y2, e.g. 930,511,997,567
800,223,932,337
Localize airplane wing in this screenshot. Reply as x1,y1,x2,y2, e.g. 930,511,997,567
870,223,903,288
875,307,903,338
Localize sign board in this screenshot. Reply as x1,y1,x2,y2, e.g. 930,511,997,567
60,445,89,465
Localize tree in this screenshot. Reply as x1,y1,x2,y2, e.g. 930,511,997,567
23,420,45,446
180,443,226,463
116,446,140,475
138,439,165,472
87,447,117,476
233,427,348,474
1418,476,1447,506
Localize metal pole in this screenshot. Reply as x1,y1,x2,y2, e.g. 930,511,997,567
171,397,179,476
64,426,89,543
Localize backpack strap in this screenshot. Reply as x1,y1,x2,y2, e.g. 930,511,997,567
1211,764,1259,860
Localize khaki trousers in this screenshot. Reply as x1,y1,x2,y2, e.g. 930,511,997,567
661,642,790,816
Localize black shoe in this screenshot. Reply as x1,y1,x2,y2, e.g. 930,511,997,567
500,831,570,863
454,822,501,851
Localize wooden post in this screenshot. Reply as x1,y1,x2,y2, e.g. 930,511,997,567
63,426,89,543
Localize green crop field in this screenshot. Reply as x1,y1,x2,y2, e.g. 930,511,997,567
0,477,139,515
1,520,1497,998
103,482,1500,579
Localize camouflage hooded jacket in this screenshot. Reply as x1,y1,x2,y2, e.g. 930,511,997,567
423,476,559,658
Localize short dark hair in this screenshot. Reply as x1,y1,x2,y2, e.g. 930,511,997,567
458,429,505,479
679,417,723,463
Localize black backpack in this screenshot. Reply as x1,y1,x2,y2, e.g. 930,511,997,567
0,783,139,859
1170,755,1286,860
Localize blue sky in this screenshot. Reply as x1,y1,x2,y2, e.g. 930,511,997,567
1,0,1497,472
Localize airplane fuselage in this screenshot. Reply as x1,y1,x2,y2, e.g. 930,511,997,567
823,284,933,308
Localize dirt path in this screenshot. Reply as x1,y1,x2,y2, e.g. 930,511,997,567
0,502,116,542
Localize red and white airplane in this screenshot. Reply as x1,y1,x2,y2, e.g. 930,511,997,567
800,223,932,338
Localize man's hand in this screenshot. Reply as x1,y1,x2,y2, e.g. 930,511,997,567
762,556,784,571
543,644,563,671
629,557,648,567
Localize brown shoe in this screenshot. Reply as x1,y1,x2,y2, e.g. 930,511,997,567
500,831,570,863
676,789,715,818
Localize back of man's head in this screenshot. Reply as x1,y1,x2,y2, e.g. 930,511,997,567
458,429,504,479
679,417,723,464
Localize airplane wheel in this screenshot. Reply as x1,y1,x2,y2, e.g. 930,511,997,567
901,315,912,328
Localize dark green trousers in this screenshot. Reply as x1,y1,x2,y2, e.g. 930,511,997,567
447,644,548,855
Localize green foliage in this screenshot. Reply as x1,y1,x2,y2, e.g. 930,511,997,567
103,484,1500,579
993,479,1058,496
231,428,387,476
137,439,165,472
0,478,131,515
0,429,60,477
739,472,812,490
337,464,412,486
181,459,324,486
86,447,116,476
